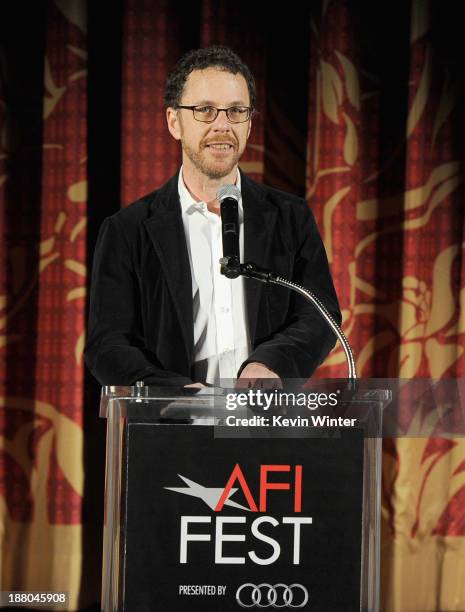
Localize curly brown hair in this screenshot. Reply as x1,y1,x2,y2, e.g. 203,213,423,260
164,45,256,110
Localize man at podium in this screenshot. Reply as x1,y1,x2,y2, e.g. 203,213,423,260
84,46,341,388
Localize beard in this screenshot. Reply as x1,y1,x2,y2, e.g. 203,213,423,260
180,135,242,180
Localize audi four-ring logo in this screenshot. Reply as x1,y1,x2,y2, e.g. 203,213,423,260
236,583,309,608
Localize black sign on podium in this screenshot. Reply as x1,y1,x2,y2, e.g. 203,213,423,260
99,381,388,611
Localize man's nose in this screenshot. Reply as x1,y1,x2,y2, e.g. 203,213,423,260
211,109,231,130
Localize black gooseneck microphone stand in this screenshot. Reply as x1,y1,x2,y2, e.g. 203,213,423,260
219,255,357,380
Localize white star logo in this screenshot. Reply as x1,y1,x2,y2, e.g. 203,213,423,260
165,474,250,511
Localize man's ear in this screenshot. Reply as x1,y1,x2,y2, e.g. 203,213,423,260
166,107,181,140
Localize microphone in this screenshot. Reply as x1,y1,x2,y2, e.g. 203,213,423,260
217,184,241,279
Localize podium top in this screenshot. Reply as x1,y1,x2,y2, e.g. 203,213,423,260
99,379,391,415
98,378,465,438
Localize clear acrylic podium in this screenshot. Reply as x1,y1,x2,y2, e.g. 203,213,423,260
99,380,390,612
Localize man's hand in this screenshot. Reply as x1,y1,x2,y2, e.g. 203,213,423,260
184,382,206,389
236,362,282,389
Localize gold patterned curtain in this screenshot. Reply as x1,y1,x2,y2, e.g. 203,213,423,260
305,3,465,610
1,1,464,610
1,1,92,609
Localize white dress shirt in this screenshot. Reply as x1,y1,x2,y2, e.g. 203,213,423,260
178,168,251,384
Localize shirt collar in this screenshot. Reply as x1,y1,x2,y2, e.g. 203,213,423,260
178,166,243,217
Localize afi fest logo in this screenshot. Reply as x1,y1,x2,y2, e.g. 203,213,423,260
165,464,312,566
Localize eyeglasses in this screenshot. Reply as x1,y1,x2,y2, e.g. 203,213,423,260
176,105,252,123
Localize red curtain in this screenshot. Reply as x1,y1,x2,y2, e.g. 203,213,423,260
1,1,91,608
1,1,464,609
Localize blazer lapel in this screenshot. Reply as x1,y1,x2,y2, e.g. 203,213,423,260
143,174,194,363
241,171,278,345
141,170,278,358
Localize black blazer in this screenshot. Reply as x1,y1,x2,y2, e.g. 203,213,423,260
84,170,341,386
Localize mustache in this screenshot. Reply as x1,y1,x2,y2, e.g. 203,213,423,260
201,136,238,147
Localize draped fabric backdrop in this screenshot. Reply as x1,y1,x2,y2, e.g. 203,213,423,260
1,1,464,610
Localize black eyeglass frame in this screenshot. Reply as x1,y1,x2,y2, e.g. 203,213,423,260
175,105,253,123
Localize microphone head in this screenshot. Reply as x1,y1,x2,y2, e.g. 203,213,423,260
217,184,241,203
